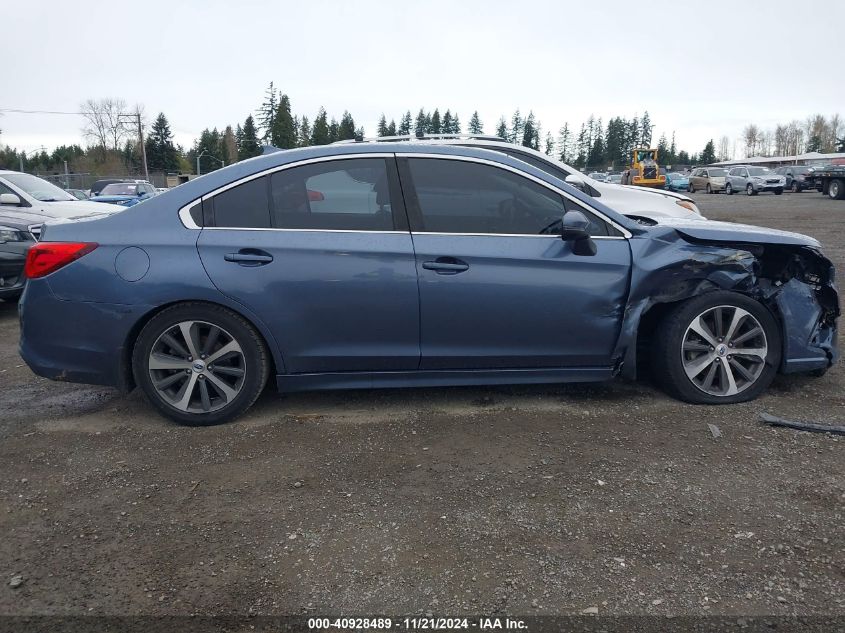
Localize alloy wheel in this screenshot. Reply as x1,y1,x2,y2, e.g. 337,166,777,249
681,305,768,397
746,184,754,195
148,320,246,413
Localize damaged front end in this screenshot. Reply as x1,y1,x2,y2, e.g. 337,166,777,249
615,223,840,379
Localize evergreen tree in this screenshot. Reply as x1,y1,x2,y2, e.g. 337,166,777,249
510,109,523,144
190,128,223,174
452,113,461,135
544,131,555,156
588,118,605,169
144,112,179,172
522,111,539,149
414,109,427,136
398,111,412,136
468,111,483,134
495,117,508,140
386,119,397,136
298,116,311,147
238,115,261,159
656,133,669,166
235,123,243,151
257,82,278,142
337,111,357,140
640,111,652,147
377,114,389,137
442,110,454,135
328,118,339,143
355,126,365,140
310,108,331,145
669,132,677,165
677,150,691,165
270,94,297,149
429,109,441,134
700,139,716,164
575,123,588,169
558,123,572,163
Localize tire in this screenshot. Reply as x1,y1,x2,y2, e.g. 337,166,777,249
774,188,783,195
132,302,270,425
725,183,733,195
688,183,694,193
746,183,756,196
651,291,781,405
706,183,712,194
830,178,845,200
791,181,800,193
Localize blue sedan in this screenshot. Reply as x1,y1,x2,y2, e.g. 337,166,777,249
665,172,690,192
19,143,839,425
91,181,157,207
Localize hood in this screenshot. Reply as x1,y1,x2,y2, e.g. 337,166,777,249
652,217,820,248
15,199,124,219
619,183,693,203
0,208,75,230
91,195,136,203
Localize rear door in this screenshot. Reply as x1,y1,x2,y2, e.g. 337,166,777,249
398,155,632,370
197,155,420,373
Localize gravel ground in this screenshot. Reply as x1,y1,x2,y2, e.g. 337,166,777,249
0,190,842,621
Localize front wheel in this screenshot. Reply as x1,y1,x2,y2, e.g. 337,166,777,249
706,183,713,194
791,181,800,193
651,291,781,404
746,183,756,196
132,303,270,425
774,188,783,195
688,183,694,193
830,178,845,200
725,183,733,195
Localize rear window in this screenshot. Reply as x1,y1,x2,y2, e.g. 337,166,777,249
708,169,727,177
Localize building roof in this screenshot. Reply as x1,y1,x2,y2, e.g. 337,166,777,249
712,151,845,166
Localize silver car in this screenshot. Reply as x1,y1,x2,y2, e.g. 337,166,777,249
725,166,785,196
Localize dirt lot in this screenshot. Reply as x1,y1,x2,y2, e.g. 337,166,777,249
0,190,843,622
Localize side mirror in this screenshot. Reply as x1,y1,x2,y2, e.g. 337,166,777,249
0,193,21,206
561,211,597,256
564,174,587,192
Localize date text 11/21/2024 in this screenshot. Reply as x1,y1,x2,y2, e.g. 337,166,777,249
307,617,528,630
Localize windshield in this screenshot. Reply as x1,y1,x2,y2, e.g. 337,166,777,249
100,183,139,196
708,169,727,177
793,167,810,175
2,173,76,202
747,167,771,176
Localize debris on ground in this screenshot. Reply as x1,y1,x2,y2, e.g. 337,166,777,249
707,424,722,439
760,413,845,436
9,575,23,588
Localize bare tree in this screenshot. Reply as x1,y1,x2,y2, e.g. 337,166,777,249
717,136,731,161
786,121,804,156
758,130,773,157
80,98,129,154
743,124,760,158
774,124,788,156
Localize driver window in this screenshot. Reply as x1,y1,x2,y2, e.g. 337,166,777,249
406,158,611,236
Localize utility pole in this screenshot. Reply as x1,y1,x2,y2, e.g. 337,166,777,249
64,160,69,188
137,111,149,183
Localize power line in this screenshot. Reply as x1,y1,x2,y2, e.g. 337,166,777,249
0,108,84,115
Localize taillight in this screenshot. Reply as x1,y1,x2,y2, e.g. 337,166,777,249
24,242,98,279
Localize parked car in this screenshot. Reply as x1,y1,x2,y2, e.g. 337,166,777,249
688,167,727,193
725,166,785,196
91,181,157,207
66,188,90,200
772,166,813,193
0,171,123,300
90,178,129,198
606,174,622,184
19,143,838,425
665,172,690,192
587,172,608,182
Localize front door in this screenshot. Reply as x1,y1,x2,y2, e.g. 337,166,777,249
197,156,420,373
398,156,632,370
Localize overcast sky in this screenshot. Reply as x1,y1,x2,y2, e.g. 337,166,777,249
2,0,843,158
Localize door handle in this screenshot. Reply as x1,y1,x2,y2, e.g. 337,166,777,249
224,250,274,266
422,257,469,274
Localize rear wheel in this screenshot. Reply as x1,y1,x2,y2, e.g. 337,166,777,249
791,181,800,193
829,178,845,200
132,303,270,425
651,291,781,404
688,183,695,193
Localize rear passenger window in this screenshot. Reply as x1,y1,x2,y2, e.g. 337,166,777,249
212,177,271,228
270,158,396,231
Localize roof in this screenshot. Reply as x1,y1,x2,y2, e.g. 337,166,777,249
712,151,845,166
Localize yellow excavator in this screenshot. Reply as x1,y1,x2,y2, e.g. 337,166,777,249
621,148,667,188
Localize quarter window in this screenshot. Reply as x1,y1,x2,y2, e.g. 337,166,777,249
270,158,397,231
406,158,611,236
212,176,271,228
